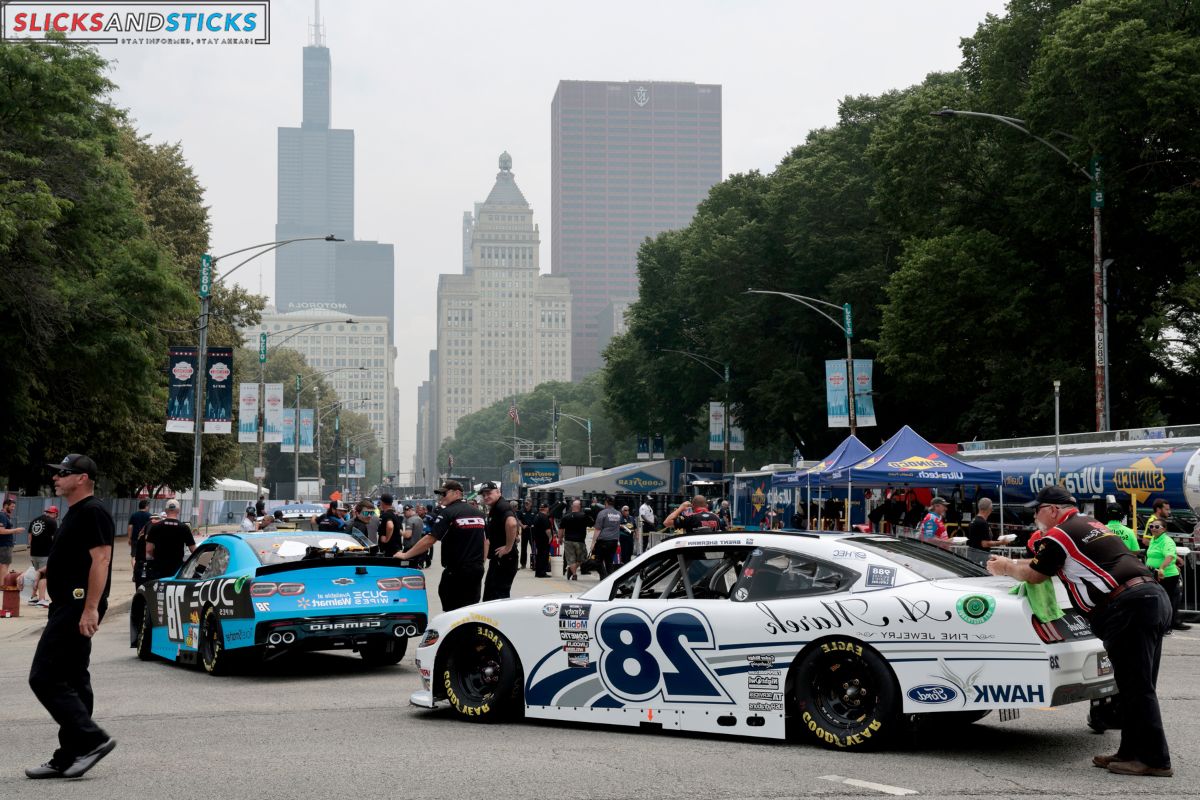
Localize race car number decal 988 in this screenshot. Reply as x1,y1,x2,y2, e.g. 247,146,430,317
595,608,732,704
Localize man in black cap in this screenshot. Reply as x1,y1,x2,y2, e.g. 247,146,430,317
27,454,117,779
144,499,195,580
395,480,486,611
986,485,1173,778
479,482,519,600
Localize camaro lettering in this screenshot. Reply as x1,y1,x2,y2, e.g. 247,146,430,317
308,620,383,631
972,684,1045,704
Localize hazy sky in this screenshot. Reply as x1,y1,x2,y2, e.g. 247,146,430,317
101,0,1007,478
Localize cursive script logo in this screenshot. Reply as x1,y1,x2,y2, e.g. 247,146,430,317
757,598,953,635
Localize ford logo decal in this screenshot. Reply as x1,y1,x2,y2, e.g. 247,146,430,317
907,684,958,704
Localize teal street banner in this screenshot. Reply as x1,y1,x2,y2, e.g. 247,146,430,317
825,359,877,428
263,383,284,443
204,347,234,434
280,407,296,453
651,434,665,459
708,402,746,451
636,435,650,460
238,383,259,443
166,346,198,433
299,408,314,454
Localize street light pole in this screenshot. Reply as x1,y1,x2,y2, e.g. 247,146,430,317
556,410,594,466
656,348,732,469
293,365,366,502
930,108,1107,431
743,290,857,437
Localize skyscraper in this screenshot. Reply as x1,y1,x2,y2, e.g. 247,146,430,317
272,7,398,472
551,80,722,379
430,153,571,446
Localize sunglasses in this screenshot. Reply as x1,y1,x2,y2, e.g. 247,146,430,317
54,469,82,478
434,490,447,496
1035,504,1055,512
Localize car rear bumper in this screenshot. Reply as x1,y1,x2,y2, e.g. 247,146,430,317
255,612,426,651
1051,677,1118,706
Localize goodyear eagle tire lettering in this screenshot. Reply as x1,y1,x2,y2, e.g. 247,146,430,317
792,638,898,750
441,625,523,722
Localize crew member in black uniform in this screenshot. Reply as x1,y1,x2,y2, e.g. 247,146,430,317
987,485,1173,778
531,501,554,578
144,499,195,580
664,495,722,535
480,483,519,600
396,480,486,611
517,497,538,570
377,494,401,556
27,454,117,780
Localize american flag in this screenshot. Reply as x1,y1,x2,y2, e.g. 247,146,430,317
508,402,520,425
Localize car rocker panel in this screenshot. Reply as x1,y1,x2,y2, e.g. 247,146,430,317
412,532,1114,748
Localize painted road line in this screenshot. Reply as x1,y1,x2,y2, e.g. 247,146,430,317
819,775,918,796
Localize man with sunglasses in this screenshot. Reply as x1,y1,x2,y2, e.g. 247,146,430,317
27,454,117,779
986,485,1172,778
396,481,486,611
479,482,519,600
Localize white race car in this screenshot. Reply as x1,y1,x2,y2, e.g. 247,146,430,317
410,532,1115,748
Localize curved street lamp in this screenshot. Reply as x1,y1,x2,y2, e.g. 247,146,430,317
191,235,342,526
655,347,732,470
930,108,1108,431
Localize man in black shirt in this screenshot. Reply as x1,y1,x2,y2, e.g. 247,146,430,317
517,497,538,570
987,485,1173,778
480,482,519,600
531,501,554,578
377,494,401,556
966,498,1007,551
144,499,196,580
665,495,722,536
397,481,486,612
125,500,151,570
27,506,58,605
27,454,117,780
559,499,593,581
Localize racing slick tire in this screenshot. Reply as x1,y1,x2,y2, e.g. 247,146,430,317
133,600,154,661
792,638,899,750
199,606,241,676
360,638,408,666
441,625,523,722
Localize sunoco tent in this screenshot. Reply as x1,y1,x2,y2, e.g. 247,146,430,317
821,425,1002,486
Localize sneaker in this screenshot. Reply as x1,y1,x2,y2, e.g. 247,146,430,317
1171,623,1191,631
62,738,117,778
25,762,68,779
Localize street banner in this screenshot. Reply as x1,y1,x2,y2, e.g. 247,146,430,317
636,435,650,460
280,408,296,453
709,402,746,451
204,347,233,434
237,383,259,442
852,359,877,428
825,360,850,428
651,434,665,459
338,457,367,478
825,359,877,428
263,383,284,442
299,408,315,453
165,347,198,433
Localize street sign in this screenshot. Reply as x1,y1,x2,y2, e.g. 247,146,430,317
295,374,301,393
258,333,267,363
843,303,853,338
199,254,212,298
253,467,266,478
1090,156,1104,208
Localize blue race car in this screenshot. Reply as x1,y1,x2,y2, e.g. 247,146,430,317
130,531,427,674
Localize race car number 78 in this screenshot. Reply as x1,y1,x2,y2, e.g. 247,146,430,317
596,608,732,704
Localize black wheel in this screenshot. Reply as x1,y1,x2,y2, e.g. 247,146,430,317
792,638,899,749
442,625,523,721
360,638,408,666
199,606,239,676
134,601,154,661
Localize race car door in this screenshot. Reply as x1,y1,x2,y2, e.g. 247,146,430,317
155,544,221,652
586,544,755,733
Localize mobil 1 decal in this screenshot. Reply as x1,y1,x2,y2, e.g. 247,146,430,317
594,607,733,704
559,603,591,654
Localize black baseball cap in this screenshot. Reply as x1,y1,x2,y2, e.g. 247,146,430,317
46,454,98,479
1026,485,1076,508
402,503,414,511
478,481,500,493
435,480,464,496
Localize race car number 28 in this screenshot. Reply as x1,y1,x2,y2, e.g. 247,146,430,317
596,608,731,704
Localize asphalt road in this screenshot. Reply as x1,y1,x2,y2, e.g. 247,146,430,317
1,563,1198,799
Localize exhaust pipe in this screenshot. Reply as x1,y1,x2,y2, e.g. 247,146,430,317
268,632,282,645
282,631,296,644
405,625,418,637
394,625,405,637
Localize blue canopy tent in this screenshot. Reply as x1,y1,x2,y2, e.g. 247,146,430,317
820,425,1007,535
772,435,872,530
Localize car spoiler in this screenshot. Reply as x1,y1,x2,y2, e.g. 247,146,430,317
255,556,416,577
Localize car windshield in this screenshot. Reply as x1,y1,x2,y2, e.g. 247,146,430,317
248,534,368,565
843,536,989,580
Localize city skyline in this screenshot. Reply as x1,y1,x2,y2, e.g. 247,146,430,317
101,0,1006,479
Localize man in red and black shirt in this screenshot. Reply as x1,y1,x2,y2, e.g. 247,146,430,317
665,495,722,536
986,485,1172,778
396,480,486,612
